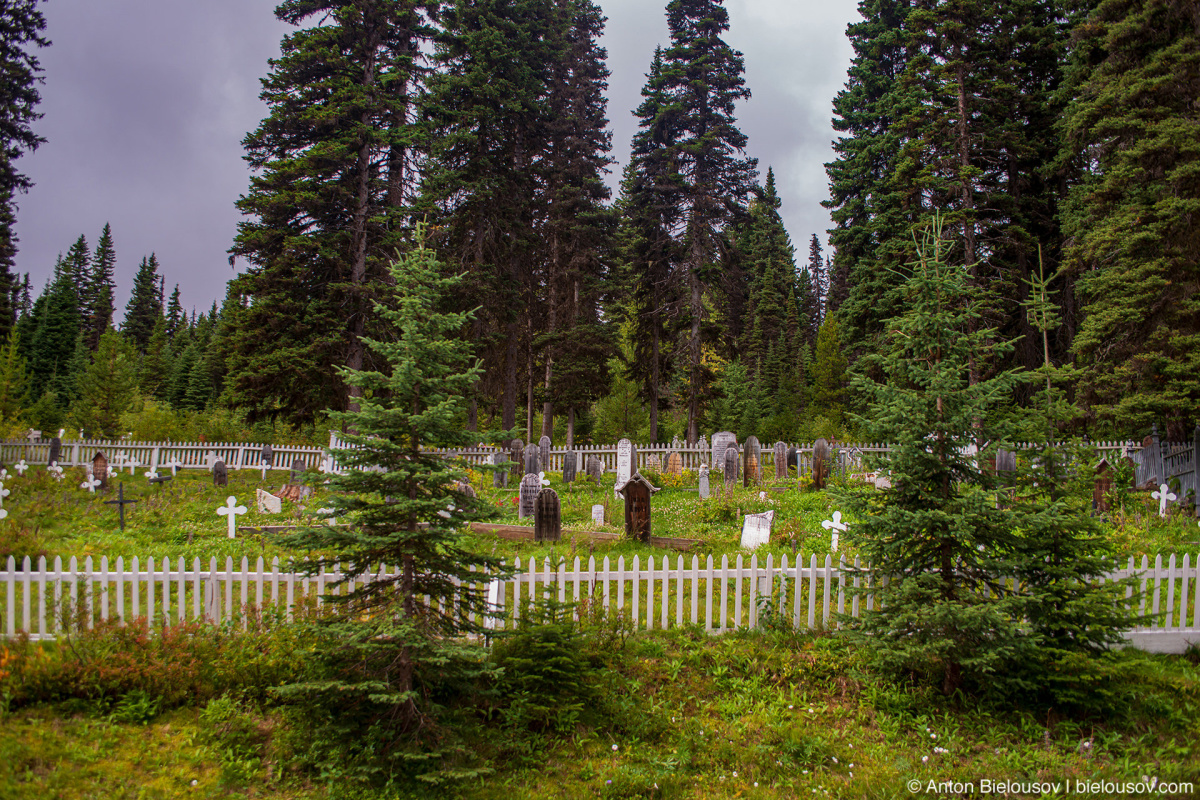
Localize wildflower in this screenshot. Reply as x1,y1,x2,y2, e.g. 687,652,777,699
831,756,838,763
930,733,937,739
612,744,618,752
733,771,738,777
922,756,928,764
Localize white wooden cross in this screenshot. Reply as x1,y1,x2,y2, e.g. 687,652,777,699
14,459,28,477
0,469,7,481
0,482,10,506
126,456,140,475
111,452,127,472
258,460,270,481
217,495,247,538
1152,483,1177,518
80,476,101,494
163,458,183,476
143,469,159,481
47,462,63,481
538,471,550,487
822,511,849,553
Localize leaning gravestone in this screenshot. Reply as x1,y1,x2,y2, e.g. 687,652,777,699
290,459,306,482
92,452,109,491
47,436,62,467
509,439,523,484
518,474,540,520
523,443,539,476
666,451,683,476
538,435,551,474
492,451,509,489
723,445,739,491
740,510,775,549
614,438,636,494
698,464,710,499
586,455,603,485
261,444,274,467
562,451,578,484
213,460,228,487
774,442,788,481
743,436,761,487
812,438,830,490
711,432,737,475
534,488,561,543
256,488,282,514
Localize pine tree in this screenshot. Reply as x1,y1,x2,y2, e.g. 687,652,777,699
807,234,825,330
62,235,90,320
122,253,163,353
0,331,29,422
28,273,79,398
739,170,798,387
810,316,847,424
85,224,117,350
0,0,49,342
139,316,171,401
165,284,183,339
70,327,139,438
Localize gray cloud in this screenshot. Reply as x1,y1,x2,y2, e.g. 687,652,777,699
14,0,858,314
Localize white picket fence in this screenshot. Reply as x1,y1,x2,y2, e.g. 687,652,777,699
5,552,1197,652
0,439,328,473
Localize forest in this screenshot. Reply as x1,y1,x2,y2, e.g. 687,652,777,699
0,0,1196,446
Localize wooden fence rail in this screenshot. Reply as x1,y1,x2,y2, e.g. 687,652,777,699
6,552,1198,652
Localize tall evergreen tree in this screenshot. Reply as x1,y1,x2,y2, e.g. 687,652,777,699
229,1,439,427
165,284,183,339
122,253,163,353
70,327,138,438
807,233,825,329
85,224,117,350
0,330,29,421
0,0,49,342
61,235,90,319
28,273,79,398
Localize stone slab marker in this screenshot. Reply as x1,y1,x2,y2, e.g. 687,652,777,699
538,435,551,474
586,455,603,484
774,442,788,480
518,474,540,520
213,460,228,487
48,436,62,467
256,488,282,514
261,444,274,467
533,488,561,542
646,454,662,474
740,510,775,549
614,438,635,494
743,436,761,487
509,439,523,484
591,504,604,525
523,443,539,476
723,446,739,491
492,451,509,488
711,432,736,476
562,451,578,483
666,451,682,476
698,464,710,499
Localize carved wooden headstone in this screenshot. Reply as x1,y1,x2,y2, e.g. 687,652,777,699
261,444,274,467
774,442,788,481
620,474,655,543
509,439,523,484
586,455,603,484
743,436,761,487
92,452,109,491
533,488,561,543
47,436,62,467
723,445,739,490
213,460,228,487
646,454,662,474
492,451,509,488
666,451,682,476
1094,458,1113,513
615,438,636,491
812,438,830,490
698,463,710,499
518,474,540,520
562,451,578,483
523,443,539,476
538,435,551,474
740,510,774,549
787,447,800,472
711,432,737,475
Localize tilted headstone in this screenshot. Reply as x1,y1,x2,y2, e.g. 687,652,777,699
812,438,830,490
774,442,788,481
698,463,710,499
666,451,683,476
509,439,523,484
586,455,603,484
740,510,775,549
523,443,539,476
47,436,62,467
92,452,109,491
562,451,578,484
711,432,737,475
615,438,636,490
290,459,306,482
591,504,604,526
492,451,509,489
261,444,274,467
213,460,228,487
723,445,739,490
256,488,282,514
743,436,761,487
538,435,551,474
533,488,561,542
518,474,540,520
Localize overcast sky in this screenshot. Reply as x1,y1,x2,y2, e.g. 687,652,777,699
13,0,859,316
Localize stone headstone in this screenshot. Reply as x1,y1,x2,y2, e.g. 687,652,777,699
744,436,761,487
518,474,540,520
666,451,683,476
723,445,739,490
509,439,523,484
91,452,109,490
47,437,62,466
261,444,274,467
256,488,282,514
534,488,561,542
646,454,662,474
562,451,578,483
290,459,306,482
453,479,477,499
812,438,830,490
586,455,603,484
698,464,710,499
213,460,228,487
538,435,551,474
615,438,636,490
591,504,604,526
621,474,653,543
523,443,539,476
711,432,737,474
774,442,788,481
492,451,509,488
740,510,775,549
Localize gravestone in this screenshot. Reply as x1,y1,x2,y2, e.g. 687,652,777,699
1094,458,1114,513
740,510,775,549
743,436,761,487
585,455,603,484
698,463,710,499
523,443,539,476
261,444,274,467
618,473,657,543
646,454,662,474
562,451,578,484
290,459,306,482
48,436,62,467
92,452,109,491
711,432,737,475
812,438,830,490
697,435,709,465
533,488,561,542
591,504,604,526
615,438,636,491
666,451,682,476
256,488,282,514
538,435,551,474
453,480,477,499
492,451,509,488
787,447,800,472
774,442,788,481
518,474,540,520
509,439,523,484
723,445,739,491
671,435,681,449
213,460,228,487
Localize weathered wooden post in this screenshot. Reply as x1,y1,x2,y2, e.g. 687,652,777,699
534,488,561,543
617,473,659,543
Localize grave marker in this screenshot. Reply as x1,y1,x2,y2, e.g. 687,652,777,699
523,443,539,476
534,488,561,542
723,445,739,490
1152,483,1177,517
518,474,540,520
14,459,28,477
698,464,710,499
591,504,604,526
822,511,849,552
666,451,682,476
743,436,761,487
290,459,306,482
213,460,228,487
787,447,800,473
585,455,603,484
256,488,282,514
697,435,708,465
47,462,63,481
492,451,509,489
711,432,736,475
812,438,830,489
774,442,787,481
47,435,62,467
261,444,274,467
614,438,635,495
92,452,109,490
538,435,551,474
509,439,523,483
740,510,774,549
646,454,662,474
562,451,578,483
617,473,658,543
104,483,137,530
217,495,248,538
80,476,101,494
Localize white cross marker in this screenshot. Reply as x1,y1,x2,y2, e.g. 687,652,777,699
1152,483,1177,517
0,482,10,506
217,495,247,538
0,470,7,481
80,476,101,494
144,469,159,481
47,462,63,481
538,471,550,487
0,508,7,520
164,458,182,476
259,460,269,481
822,511,849,552
13,460,28,477
125,457,140,475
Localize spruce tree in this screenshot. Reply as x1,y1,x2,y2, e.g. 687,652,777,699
0,331,29,422
28,273,79,398
123,253,163,353
139,316,171,401
70,328,139,438
61,235,90,320
86,224,117,350
809,317,847,424
165,284,183,339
